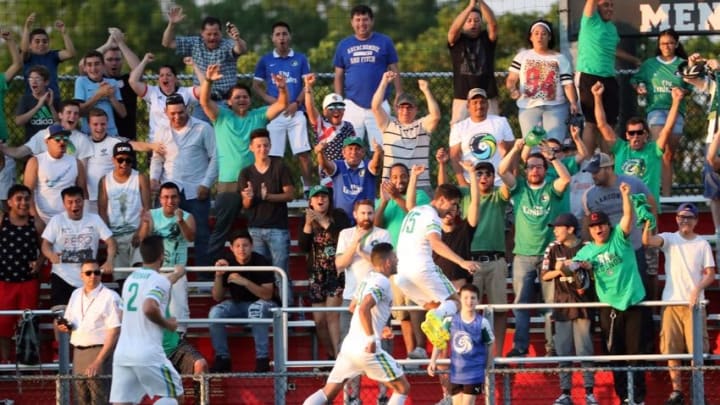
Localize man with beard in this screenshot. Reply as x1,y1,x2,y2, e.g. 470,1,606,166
129,53,198,142
498,139,570,357
395,183,482,350
253,21,313,195
449,88,514,188
23,124,88,224
372,71,441,193
335,199,391,404
200,64,287,263
162,6,246,121
447,0,499,122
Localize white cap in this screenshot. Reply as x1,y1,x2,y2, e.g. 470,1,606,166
322,93,345,110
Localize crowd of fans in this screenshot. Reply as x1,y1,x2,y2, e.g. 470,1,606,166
0,0,717,404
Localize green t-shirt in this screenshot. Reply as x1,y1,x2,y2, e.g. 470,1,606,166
630,56,690,115
511,180,564,256
0,74,8,142
611,139,663,205
546,156,578,214
461,187,509,253
213,106,268,182
162,305,180,356
573,226,646,310
577,12,619,77
376,189,430,247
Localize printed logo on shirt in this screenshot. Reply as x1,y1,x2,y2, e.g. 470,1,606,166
347,44,380,64
469,133,497,161
621,158,647,178
452,330,474,354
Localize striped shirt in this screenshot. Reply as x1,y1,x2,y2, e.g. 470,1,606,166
381,118,431,189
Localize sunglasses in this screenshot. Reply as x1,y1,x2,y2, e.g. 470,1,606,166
626,130,645,136
84,270,102,276
476,170,494,177
116,157,134,165
327,105,345,112
51,135,70,142
676,215,696,221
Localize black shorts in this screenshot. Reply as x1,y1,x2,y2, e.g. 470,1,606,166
50,273,76,308
450,382,484,396
168,338,205,375
578,73,619,126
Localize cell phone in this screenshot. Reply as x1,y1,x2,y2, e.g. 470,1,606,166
225,22,234,33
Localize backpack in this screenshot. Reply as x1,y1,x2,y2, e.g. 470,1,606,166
15,310,40,366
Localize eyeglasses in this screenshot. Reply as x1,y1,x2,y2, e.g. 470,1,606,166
105,58,122,62
676,215,696,221
527,164,545,170
51,135,70,142
626,130,645,136
327,105,345,112
476,170,493,177
84,270,102,276
116,157,134,165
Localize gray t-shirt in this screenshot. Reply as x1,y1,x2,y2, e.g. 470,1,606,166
581,175,650,250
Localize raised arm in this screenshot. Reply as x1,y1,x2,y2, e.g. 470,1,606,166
371,71,394,131
109,28,140,70
161,6,184,49
200,65,221,122
225,22,247,56
642,220,663,248
618,182,634,237
129,53,152,96
460,160,480,226
498,139,524,189
436,147,449,186
449,0,478,45
479,0,497,41
583,0,598,18
303,74,320,128
313,142,336,179
419,79,440,132
19,13,34,57
265,74,289,121
591,81,617,148
406,165,425,211
368,140,383,175
2,31,22,80
570,124,590,164
55,20,76,61
657,87,684,151
449,143,469,186
542,148,571,194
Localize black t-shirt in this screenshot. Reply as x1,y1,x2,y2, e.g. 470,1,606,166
222,251,275,302
15,93,59,140
433,220,476,282
540,240,595,321
448,31,498,99
109,73,137,140
239,157,294,229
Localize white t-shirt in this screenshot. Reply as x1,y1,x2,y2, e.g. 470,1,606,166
659,232,715,302
64,284,122,346
141,85,197,142
396,204,442,274
343,271,393,350
25,128,93,160
41,212,113,287
113,268,171,366
509,49,573,109
449,115,515,186
35,152,80,224
569,160,594,221
104,170,142,235
336,226,391,300
86,136,124,201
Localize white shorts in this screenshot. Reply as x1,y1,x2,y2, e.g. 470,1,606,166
328,344,404,384
395,266,456,306
169,275,189,333
109,359,183,403
113,232,143,270
267,112,311,156
343,99,389,151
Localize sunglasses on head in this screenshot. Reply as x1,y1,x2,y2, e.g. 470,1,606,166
51,135,70,142
116,157,134,164
626,130,645,136
84,269,102,276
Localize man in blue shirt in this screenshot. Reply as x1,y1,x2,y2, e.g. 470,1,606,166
333,5,402,151
253,21,313,196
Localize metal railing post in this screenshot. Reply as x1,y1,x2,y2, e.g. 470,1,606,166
503,373,511,405
691,303,705,404
57,331,71,405
486,368,495,405
199,374,209,405
274,269,289,405
626,367,634,403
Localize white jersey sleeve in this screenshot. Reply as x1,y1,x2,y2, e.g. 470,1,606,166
396,205,441,273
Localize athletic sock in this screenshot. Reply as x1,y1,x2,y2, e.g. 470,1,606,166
388,393,408,405
304,389,328,405
434,300,458,319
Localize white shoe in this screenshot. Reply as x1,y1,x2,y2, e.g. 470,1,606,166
434,396,452,405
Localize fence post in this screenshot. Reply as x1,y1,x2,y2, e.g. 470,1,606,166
56,331,71,405
486,368,495,405
199,374,209,405
691,303,705,404
626,367,634,403
503,373,511,405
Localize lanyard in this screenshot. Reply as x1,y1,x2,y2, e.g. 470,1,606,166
81,285,103,321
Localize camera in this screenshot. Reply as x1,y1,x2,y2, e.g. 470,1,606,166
55,314,73,330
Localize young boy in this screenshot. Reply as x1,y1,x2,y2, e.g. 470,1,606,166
427,284,495,405
541,213,598,405
15,65,59,140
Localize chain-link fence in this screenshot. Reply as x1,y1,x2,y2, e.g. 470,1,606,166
1,72,709,195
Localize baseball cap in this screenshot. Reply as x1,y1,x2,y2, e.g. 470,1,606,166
474,161,495,174
113,142,135,157
677,203,698,217
588,211,611,227
308,185,330,198
583,153,614,174
562,137,577,151
322,93,345,110
548,213,579,229
396,93,417,106
45,124,71,139
342,136,365,148
467,88,488,100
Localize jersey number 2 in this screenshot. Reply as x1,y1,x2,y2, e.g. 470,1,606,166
126,283,139,312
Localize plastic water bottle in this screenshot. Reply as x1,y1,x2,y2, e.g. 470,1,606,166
525,123,546,147
296,296,306,321
637,83,647,108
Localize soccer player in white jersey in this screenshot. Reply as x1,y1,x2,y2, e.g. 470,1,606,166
304,242,411,405
396,173,482,349
110,235,185,405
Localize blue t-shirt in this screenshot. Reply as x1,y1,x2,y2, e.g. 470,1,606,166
74,76,123,136
331,159,377,222
333,33,399,108
150,208,191,267
213,106,268,182
254,49,310,103
23,50,62,101
449,313,492,385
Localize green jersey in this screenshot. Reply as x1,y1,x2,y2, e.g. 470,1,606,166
213,106,268,182
461,187,509,253
511,180,564,256
573,226,646,310
631,56,690,115
577,12,619,78
546,156,578,214
375,189,431,247
611,140,662,206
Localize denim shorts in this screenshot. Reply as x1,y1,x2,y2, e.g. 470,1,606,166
646,109,685,135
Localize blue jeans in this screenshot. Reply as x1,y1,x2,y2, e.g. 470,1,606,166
209,299,276,358
207,192,241,263
512,255,542,352
179,193,210,267
248,228,292,303
518,103,570,142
